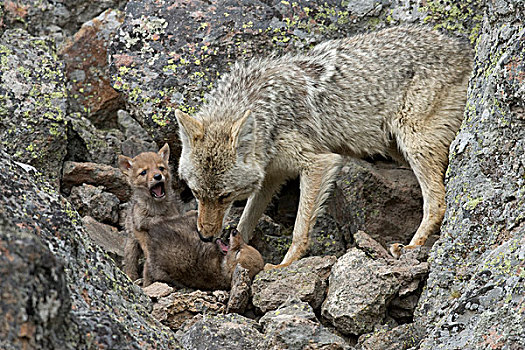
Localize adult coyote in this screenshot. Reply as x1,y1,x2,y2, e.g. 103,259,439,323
175,26,473,268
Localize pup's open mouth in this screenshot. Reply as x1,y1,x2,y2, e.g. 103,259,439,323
216,238,229,255
150,182,166,198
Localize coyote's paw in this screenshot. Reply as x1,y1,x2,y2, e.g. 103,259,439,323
389,243,404,259
390,243,426,259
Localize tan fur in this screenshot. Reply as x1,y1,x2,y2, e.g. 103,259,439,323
118,144,181,282
175,26,473,267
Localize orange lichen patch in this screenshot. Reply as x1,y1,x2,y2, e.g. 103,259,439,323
0,241,15,262
481,328,506,349
18,322,35,338
4,1,29,20
505,58,524,84
113,53,135,67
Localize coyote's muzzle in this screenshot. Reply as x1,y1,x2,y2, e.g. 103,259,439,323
197,200,228,241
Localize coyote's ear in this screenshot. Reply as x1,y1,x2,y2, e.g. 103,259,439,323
158,143,170,163
118,155,133,176
175,110,204,147
231,110,255,152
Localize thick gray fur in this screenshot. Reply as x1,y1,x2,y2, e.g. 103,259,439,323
175,25,473,266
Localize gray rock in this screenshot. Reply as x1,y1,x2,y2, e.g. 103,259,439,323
321,248,428,336
354,230,392,260
259,297,350,350
70,184,120,224
0,212,73,350
82,216,125,258
357,323,422,350
307,212,347,258
67,114,124,165
152,290,229,330
60,9,125,128
1,0,127,46
178,313,263,350
143,282,174,300
252,256,336,313
333,159,424,249
0,150,178,348
226,264,252,315
61,161,130,201
414,1,525,349
118,109,158,157
0,29,68,187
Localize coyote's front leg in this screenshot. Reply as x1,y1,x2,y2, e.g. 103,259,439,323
265,153,343,270
238,173,287,244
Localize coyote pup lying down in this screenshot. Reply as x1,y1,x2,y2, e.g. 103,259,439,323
147,212,264,290
174,25,473,267
119,146,263,288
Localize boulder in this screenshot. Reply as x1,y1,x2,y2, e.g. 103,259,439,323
143,282,175,300
152,290,229,330
70,184,120,224
415,4,525,348
177,313,263,350
252,256,336,313
357,323,422,350
321,248,428,336
226,264,252,315
0,213,74,350
66,114,124,165
0,150,178,348
60,9,125,127
1,0,127,45
61,161,131,201
118,109,158,157
259,297,350,350
332,159,424,249
81,216,125,258
0,29,68,187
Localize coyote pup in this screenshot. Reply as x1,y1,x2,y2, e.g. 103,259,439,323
147,214,264,289
175,26,473,267
118,144,180,281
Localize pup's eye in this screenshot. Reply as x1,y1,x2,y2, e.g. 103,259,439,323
139,170,147,176
159,166,165,172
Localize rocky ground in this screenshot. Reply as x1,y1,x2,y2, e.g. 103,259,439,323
1,0,523,349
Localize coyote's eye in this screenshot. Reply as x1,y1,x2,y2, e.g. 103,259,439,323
139,170,147,176
159,166,165,172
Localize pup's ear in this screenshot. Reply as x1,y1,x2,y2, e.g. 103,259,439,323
175,110,204,147
158,143,170,163
231,110,255,153
118,155,133,176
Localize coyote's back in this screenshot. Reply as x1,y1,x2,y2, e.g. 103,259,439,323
175,26,473,267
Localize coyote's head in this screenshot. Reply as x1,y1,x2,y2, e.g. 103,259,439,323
118,144,172,202
175,110,264,241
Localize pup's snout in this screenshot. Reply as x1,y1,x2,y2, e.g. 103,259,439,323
153,173,162,181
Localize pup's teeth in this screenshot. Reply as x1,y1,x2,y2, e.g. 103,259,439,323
151,184,164,197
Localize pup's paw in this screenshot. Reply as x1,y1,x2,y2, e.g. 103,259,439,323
389,243,404,259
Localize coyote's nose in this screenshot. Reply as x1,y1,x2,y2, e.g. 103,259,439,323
153,174,162,181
